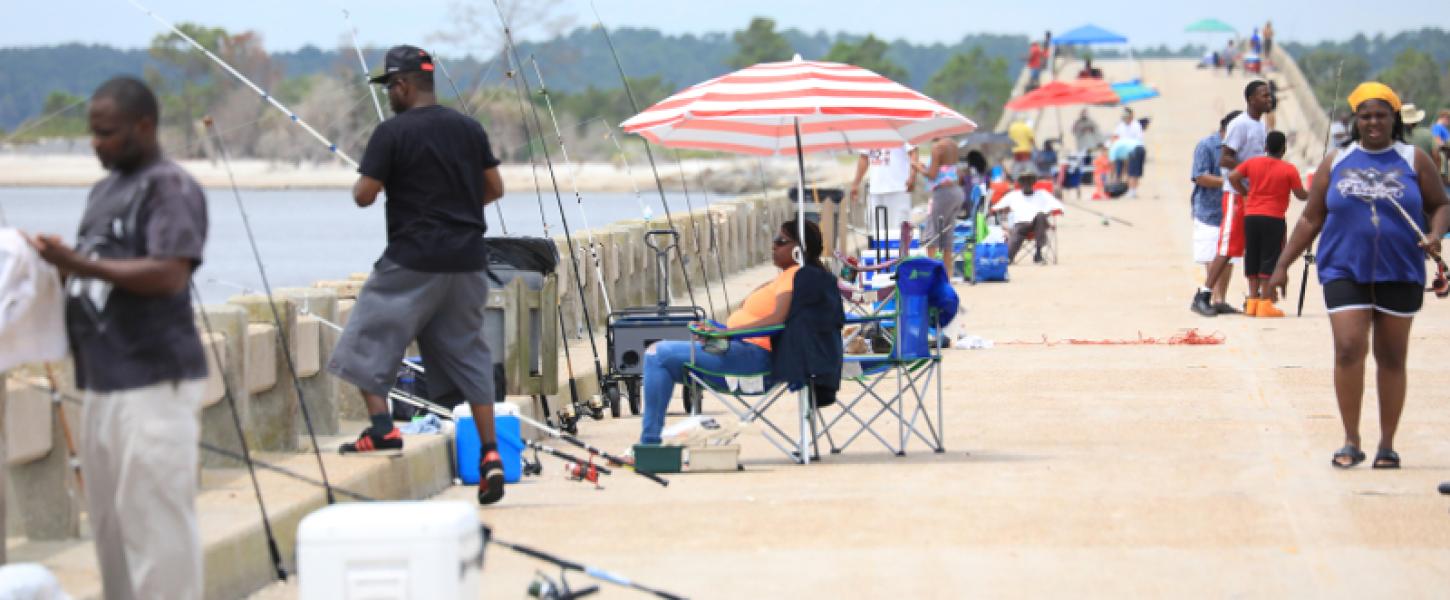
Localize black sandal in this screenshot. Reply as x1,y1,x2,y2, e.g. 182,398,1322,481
1331,444,1366,469
1372,448,1400,470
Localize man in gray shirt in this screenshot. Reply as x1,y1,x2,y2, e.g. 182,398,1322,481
28,76,208,600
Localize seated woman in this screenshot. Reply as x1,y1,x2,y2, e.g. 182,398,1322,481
637,220,824,445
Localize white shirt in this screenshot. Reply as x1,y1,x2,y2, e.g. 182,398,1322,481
861,144,914,195
999,189,1065,225
1222,112,1267,162
1114,119,1144,142
0,228,68,372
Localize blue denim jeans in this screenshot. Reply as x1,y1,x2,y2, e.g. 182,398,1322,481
638,339,771,445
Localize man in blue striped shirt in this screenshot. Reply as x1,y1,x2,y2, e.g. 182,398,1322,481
1190,111,1242,315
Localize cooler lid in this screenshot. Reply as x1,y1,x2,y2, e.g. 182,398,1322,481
298,501,479,543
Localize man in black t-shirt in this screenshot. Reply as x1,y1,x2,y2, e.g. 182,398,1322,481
326,45,509,505
28,76,208,600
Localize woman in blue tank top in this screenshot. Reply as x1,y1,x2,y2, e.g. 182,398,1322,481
1268,82,1450,470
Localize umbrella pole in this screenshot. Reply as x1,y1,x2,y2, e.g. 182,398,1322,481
792,118,807,266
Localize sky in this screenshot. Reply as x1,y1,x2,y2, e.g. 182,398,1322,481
3,0,1446,56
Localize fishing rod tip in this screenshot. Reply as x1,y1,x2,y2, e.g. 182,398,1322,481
202,116,214,127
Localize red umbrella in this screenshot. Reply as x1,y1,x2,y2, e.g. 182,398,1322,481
1005,79,1120,111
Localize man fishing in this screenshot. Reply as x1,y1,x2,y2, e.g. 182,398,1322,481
27,76,208,600
326,45,508,505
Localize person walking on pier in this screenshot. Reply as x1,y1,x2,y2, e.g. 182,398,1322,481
326,45,509,505
923,136,964,266
1228,130,1306,317
1190,110,1242,314
1192,80,1271,316
1267,82,1450,469
27,76,209,600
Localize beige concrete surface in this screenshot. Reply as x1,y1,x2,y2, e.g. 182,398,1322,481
248,59,1450,599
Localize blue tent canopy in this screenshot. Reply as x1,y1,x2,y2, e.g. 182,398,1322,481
1111,79,1159,104
1053,24,1128,45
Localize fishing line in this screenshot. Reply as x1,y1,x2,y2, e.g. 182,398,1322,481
430,51,510,235
127,0,358,167
589,1,700,310
190,280,289,580
529,56,615,315
493,2,609,421
205,116,336,504
1296,60,1344,316
340,2,386,123
604,127,655,220
696,174,732,309
0,96,88,145
671,156,718,318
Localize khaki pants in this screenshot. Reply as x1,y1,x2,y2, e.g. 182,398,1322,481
81,380,204,600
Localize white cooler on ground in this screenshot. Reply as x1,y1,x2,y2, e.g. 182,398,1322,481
298,501,483,599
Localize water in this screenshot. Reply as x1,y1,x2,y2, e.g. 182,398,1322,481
1,186,729,305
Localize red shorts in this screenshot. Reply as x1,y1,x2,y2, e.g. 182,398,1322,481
1216,191,1245,258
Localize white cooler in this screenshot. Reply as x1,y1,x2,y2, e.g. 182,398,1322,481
298,501,483,599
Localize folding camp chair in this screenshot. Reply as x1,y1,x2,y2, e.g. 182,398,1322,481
820,257,953,456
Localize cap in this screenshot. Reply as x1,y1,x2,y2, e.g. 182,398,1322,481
369,45,435,84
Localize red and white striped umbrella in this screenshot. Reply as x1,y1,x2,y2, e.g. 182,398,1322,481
620,56,976,156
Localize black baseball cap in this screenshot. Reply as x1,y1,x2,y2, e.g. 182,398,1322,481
368,45,434,84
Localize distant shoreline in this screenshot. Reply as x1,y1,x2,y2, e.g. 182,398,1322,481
0,154,852,192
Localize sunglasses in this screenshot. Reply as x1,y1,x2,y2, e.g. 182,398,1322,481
772,236,795,247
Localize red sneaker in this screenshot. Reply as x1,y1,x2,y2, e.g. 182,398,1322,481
477,450,506,505
339,427,403,453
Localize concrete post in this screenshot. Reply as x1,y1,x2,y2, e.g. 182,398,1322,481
196,304,251,468
277,287,340,437
229,295,299,452
6,383,80,540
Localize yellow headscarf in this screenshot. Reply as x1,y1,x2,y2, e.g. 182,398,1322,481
1347,82,1402,113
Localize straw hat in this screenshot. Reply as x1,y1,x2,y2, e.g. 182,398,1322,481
1401,103,1426,125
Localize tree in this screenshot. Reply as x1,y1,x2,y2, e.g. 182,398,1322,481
147,23,230,156
1297,49,1370,112
727,17,792,68
824,35,908,83
1378,48,1442,118
925,47,1011,128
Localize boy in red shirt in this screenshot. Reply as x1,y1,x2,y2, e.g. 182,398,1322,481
1228,130,1307,317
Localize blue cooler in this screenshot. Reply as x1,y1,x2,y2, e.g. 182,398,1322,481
454,402,524,484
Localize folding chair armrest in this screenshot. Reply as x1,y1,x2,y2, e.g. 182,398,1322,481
845,313,896,324
687,322,784,341
834,250,902,273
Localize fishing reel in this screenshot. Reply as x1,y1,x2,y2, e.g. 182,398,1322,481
564,461,603,488
556,403,580,434
523,448,544,477
528,570,598,600
585,394,607,421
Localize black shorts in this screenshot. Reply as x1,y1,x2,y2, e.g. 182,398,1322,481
1126,146,1146,177
1242,215,1285,278
1323,280,1423,317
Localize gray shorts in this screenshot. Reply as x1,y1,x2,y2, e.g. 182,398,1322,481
327,258,495,404
927,184,965,251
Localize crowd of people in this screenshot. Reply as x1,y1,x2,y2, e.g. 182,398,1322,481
1200,20,1276,75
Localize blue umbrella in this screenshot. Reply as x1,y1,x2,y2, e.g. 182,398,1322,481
1111,79,1159,104
1052,24,1128,45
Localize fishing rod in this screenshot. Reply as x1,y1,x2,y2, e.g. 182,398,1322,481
529,55,616,315
1381,195,1450,297
340,2,385,122
589,1,700,311
672,156,718,318
524,439,613,487
127,0,358,167
433,51,510,235
1061,198,1134,227
190,281,289,580
696,174,732,309
1298,60,1344,317
205,116,337,504
493,1,609,424
604,128,656,220
40,364,84,496
514,412,670,487
485,528,688,600
492,38,588,431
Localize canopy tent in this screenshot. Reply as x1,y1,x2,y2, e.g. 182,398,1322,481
1110,79,1160,104
1052,24,1128,46
1184,18,1237,34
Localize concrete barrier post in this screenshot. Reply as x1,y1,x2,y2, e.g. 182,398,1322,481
229,295,299,452
6,382,79,540
196,305,251,468
278,287,340,436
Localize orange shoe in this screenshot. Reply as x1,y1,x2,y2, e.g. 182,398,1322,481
1255,300,1285,318
1243,298,1261,317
